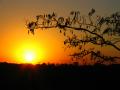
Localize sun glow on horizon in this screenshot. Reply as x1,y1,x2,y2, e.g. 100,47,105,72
24,51,35,63
13,41,46,64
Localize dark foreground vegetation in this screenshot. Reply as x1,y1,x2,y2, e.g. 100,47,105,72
0,62,120,90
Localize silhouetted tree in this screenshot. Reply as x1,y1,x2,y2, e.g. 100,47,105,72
26,9,120,64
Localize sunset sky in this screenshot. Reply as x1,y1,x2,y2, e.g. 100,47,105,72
0,0,120,64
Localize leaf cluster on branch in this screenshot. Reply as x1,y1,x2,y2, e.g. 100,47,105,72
26,9,120,64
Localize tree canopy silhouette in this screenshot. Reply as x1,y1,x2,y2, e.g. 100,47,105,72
26,9,120,64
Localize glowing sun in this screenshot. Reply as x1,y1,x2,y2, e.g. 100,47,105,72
24,51,35,63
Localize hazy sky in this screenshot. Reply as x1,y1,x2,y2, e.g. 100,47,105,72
0,0,120,63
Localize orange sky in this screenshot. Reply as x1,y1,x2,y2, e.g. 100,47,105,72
0,0,120,64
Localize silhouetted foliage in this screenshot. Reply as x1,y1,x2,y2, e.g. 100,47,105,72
0,62,120,89
26,9,120,64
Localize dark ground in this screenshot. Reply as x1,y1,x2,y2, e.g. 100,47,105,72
0,62,120,90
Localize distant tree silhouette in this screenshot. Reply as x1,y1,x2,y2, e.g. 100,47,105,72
26,9,120,64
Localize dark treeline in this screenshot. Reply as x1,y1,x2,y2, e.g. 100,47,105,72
0,62,120,90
